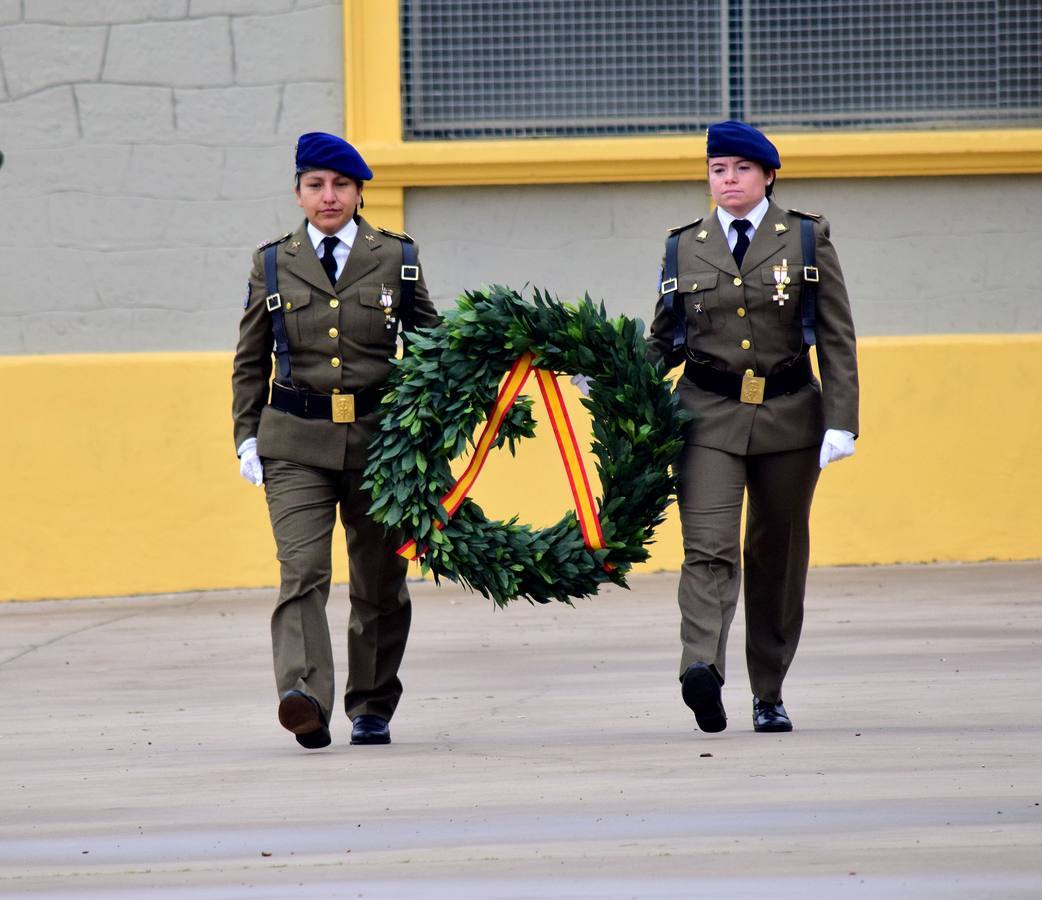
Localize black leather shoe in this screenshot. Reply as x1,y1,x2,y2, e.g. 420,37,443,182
351,714,391,745
278,690,331,749
752,697,793,732
681,662,726,733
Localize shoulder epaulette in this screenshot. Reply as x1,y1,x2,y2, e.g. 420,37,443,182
787,209,822,220
377,226,414,242
667,217,703,235
256,231,292,250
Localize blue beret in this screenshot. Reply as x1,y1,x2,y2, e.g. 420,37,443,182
706,120,781,169
295,132,373,181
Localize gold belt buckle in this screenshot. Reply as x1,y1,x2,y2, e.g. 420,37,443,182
331,394,356,423
740,374,766,405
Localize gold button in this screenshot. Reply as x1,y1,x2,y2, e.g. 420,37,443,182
745,369,755,377
733,277,743,286
284,301,292,311
332,388,341,394
328,327,339,339
741,339,751,350
331,357,341,367
329,298,339,308
737,307,746,317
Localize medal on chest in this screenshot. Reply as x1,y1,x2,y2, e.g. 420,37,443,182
772,258,790,306
380,284,397,330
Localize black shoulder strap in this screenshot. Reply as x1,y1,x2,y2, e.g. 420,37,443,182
661,230,684,352
263,243,293,383
398,238,419,337
800,218,818,347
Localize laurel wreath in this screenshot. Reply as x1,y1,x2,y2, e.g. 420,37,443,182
362,285,688,607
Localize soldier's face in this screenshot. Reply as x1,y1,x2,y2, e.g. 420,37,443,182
707,157,773,217
296,169,362,235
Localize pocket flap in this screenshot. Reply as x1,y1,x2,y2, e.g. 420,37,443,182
678,272,718,293
280,290,311,313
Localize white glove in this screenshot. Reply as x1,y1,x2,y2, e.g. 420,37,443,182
819,429,855,469
237,437,264,486
570,374,593,397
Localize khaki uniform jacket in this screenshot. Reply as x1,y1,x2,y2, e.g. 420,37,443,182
647,201,859,456
232,216,440,470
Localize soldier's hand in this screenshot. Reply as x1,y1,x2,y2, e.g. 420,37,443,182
819,429,855,469
237,437,265,487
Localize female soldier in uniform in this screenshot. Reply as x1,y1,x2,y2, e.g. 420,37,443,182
647,120,859,734
232,132,440,749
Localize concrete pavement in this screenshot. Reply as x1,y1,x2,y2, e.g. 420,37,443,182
1,563,1040,899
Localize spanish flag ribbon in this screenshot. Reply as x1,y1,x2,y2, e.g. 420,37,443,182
397,352,608,565
533,367,608,555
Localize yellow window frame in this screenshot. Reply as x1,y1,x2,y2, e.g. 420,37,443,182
344,0,1042,231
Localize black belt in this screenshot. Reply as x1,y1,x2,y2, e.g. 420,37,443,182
684,355,813,403
270,381,381,423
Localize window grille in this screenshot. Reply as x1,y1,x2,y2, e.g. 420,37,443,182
744,0,1042,128
400,0,724,139
400,0,1042,139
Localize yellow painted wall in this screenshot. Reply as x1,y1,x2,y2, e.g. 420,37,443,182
2,335,1040,602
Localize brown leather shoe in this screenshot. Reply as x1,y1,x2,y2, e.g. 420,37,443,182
278,690,331,749
752,697,793,732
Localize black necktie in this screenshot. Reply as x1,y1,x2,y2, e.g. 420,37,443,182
731,219,751,269
320,235,339,285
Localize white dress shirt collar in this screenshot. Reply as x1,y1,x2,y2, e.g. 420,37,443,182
306,218,358,252
716,196,770,238
306,219,358,283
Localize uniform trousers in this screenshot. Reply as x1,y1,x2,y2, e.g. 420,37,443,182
263,458,411,724
676,443,820,702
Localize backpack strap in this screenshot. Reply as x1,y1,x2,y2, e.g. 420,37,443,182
263,242,293,383
799,218,818,347
658,218,701,353
660,230,684,353
398,237,419,338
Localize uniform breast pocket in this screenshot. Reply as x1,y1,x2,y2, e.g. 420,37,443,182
357,283,399,343
281,291,314,344
760,266,801,323
679,272,719,335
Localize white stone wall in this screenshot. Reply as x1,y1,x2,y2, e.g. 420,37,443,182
0,0,344,353
405,175,1042,337
2,0,1039,353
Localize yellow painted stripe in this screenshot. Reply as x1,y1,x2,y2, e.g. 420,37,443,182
4,335,1042,600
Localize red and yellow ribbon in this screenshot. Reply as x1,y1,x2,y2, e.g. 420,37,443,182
533,367,608,555
397,352,608,563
